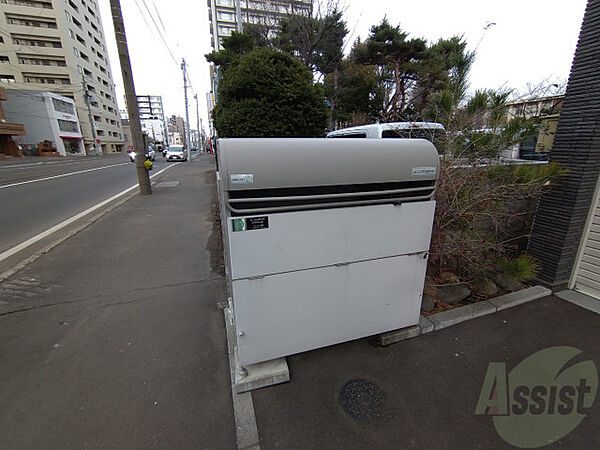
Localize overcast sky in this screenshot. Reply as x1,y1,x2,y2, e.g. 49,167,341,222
97,0,588,132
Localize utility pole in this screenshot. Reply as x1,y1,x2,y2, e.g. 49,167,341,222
162,111,170,146
110,0,151,194
182,58,192,162
82,74,100,157
194,93,200,150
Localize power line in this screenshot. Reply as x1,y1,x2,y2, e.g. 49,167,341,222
133,0,159,41
140,0,178,65
150,0,167,34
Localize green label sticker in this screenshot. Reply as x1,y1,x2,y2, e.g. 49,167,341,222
232,218,246,232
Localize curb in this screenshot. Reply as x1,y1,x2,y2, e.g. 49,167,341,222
378,285,551,345
223,305,262,450
0,164,178,283
0,191,136,284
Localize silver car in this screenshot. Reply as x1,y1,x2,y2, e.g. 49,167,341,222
165,145,187,162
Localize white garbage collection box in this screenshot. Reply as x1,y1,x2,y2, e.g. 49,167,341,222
217,138,439,367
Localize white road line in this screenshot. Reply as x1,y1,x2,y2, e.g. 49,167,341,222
0,164,178,263
0,160,79,170
0,162,130,189
0,162,45,169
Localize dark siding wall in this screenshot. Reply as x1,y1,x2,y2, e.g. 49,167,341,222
528,0,600,288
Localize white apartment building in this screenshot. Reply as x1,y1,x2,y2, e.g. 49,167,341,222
4,89,84,156
121,95,168,145
0,0,124,154
137,95,167,144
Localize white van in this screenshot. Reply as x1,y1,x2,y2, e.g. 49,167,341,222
326,122,445,147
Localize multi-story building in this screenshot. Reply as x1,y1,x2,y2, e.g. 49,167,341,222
4,89,84,156
206,0,312,135
207,0,312,51
120,117,133,151
137,94,163,120
137,95,167,145
168,115,186,147
121,95,168,146
0,0,124,154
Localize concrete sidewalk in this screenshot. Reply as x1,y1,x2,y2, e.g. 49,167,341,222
0,155,235,448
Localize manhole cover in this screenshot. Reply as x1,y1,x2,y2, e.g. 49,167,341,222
154,181,180,188
339,378,387,422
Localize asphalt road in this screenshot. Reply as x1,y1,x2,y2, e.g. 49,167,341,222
0,154,177,256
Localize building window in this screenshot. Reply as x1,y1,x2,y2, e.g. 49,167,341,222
5,14,57,28
0,56,9,63
0,74,15,83
216,0,234,6
2,0,53,8
57,119,79,133
52,98,75,115
217,11,235,22
525,104,539,116
218,26,234,36
18,55,67,67
24,74,70,85
13,35,61,48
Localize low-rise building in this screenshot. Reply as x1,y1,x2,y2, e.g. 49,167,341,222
505,95,564,160
0,87,25,157
3,89,84,156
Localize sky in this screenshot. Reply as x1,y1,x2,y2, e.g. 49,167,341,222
97,0,588,132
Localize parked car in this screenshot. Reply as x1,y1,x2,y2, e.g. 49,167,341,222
128,148,155,162
165,145,187,162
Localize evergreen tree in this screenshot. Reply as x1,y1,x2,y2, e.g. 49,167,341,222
213,48,327,137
